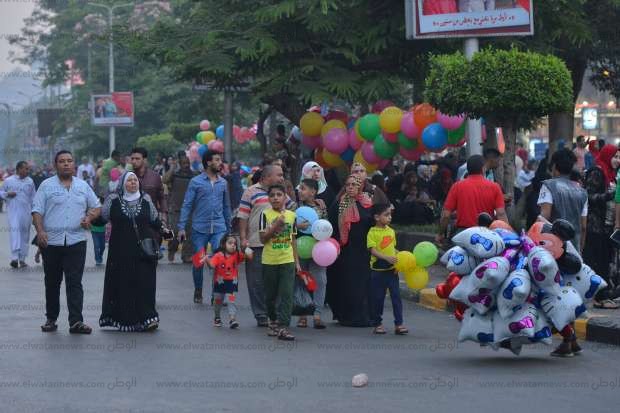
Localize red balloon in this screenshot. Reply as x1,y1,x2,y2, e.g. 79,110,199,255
371,100,396,114
446,272,462,291
382,132,398,143
436,283,449,299
233,125,241,138
399,146,422,161
325,110,348,125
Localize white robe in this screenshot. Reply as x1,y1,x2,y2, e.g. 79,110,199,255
0,175,35,261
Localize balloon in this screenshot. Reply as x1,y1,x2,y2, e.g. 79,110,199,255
325,110,348,124
210,140,224,153
421,123,448,152
405,267,429,290
437,112,465,131
234,134,244,144
400,111,420,139
358,114,381,141
395,251,416,273
399,147,422,161
322,149,345,168
191,161,201,171
296,206,319,234
202,130,216,144
189,146,199,160
195,131,205,144
341,148,355,163
320,119,346,138
497,269,531,319
490,220,514,232
300,112,325,137
371,100,395,114
452,227,505,258
372,134,398,159
109,168,121,181
413,241,438,267
379,106,403,133
361,142,381,164
291,126,302,141
312,240,339,267
302,134,322,150
198,144,208,158
326,237,341,255
233,125,241,138
199,120,210,131
563,263,607,302
382,132,398,143
323,128,349,154
348,128,363,151
216,125,225,139
353,150,378,173
379,158,390,169
440,246,480,275
413,103,437,130
311,219,333,241
447,121,467,146
397,132,418,150
540,287,585,330
297,236,317,260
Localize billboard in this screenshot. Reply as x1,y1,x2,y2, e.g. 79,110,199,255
582,108,598,130
409,0,534,39
91,92,134,126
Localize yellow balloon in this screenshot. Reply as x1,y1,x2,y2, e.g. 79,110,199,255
404,267,429,290
322,149,345,168
379,106,403,134
321,119,346,138
300,112,325,137
395,251,416,273
354,120,363,140
202,131,216,143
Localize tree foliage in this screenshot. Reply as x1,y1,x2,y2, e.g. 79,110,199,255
135,132,184,155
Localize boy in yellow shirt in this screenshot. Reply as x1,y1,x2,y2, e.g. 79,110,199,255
367,203,408,335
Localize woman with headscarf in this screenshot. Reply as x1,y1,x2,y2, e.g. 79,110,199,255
326,174,374,326
99,172,166,331
348,162,390,206
298,161,336,209
583,144,620,309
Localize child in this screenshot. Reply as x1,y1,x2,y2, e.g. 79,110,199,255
296,179,328,329
367,203,408,335
205,234,244,329
259,184,301,341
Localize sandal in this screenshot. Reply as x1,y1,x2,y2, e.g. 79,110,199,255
593,299,620,309
313,318,326,330
297,317,308,328
395,326,409,335
69,321,92,334
373,325,386,335
41,319,57,332
277,328,295,341
267,321,279,336
145,321,159,331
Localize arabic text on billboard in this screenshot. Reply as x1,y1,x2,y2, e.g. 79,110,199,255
91,92,134,126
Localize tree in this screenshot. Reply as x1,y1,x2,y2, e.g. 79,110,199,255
425,49,573,201
135,132,184,155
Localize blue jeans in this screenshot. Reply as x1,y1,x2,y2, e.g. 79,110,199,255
191,231,227,290
91,232,106,264
371,270,403,326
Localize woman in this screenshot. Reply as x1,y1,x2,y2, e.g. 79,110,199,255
299,161,336,209
349,162,390,205
327,174,373,327
583,144,620,309
99,172,164,331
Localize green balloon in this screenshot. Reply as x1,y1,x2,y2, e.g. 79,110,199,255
195,131,205,143
297,236,317,260
413,241,438,268
373,134,398,159
397,132,418,150
447,122,466,146
358,114,381,141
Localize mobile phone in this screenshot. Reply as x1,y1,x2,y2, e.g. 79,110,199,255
610,229,620,248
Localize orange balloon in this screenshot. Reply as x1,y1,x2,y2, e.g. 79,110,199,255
489,220,514,232
413,103,437,130
527,222,564,259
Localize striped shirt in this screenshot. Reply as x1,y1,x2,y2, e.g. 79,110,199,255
237,183,295,248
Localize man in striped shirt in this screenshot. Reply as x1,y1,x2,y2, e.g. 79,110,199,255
238,165,296,326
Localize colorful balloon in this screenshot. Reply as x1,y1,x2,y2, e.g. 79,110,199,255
400,112,420,139
195,131,205,144
199,120,210,131
382,132,398,143
358,114,381,141
300,112,325,137
216,125,225,139
321,119,346,138
413,241,439,268
296,207,319,234
297,236,317,260
109,168,121,182
421,123,448,152
312,240,339,266
371,100,395,114
405,267,429,290
361,141,381,164
314,148,328,168
322,149,345,168
341,148,355,163
197,144,208,158
349,127,363,151
437,112,465,131
399,147,422,161
353,150,378,174
413,103,437,130
379,106,403,134
311,219,333,241
395,251,416,273
210,140,224,153
302,134,322,150
202,130,216,144
326,237,341,255
447,121,467,146
323,128,349,154
233,125,241,138
372,134,398,159
397,132,418,150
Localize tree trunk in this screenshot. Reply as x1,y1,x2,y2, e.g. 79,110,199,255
502,123,517,222
256,106,273,155
548,112,574,153
261,93,306,126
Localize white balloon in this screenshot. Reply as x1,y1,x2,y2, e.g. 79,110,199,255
562,263,607,302
311,219,333,241
452,226,505,259
540,287,585,330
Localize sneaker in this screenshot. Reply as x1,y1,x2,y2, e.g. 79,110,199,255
214,318,223,327
193,288,203,304
570,339,583,355
229,319,239,329
277,328,295,341
19,261,28,268
10,260,18,269
550,341,574,358
69,321,92,334
41,319,57,332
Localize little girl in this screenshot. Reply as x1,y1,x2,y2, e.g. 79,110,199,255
204,234,245,329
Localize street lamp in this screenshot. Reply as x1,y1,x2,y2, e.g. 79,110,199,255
88,2,133,154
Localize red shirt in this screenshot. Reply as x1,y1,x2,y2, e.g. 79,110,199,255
210,251,245,281
443,175,505,228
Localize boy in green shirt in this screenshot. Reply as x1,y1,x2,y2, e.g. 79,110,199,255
259,184,301,341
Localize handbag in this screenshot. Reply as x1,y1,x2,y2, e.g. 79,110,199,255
130,216,159,260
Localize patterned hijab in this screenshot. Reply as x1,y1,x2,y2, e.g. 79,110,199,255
337,175,372,246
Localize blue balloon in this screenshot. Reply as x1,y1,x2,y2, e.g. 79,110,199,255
216,125,225,139
421,123,448,151
198,144,209,157
295,206,319,234
341,147,355,162
191,161,201,171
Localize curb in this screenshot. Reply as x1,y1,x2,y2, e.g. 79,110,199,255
399,284,620,346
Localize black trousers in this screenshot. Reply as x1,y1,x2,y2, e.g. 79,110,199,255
42,241,87,325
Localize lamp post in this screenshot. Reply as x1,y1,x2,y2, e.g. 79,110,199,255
88,2,133,154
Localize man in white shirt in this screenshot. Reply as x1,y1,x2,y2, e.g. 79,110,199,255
77,157,95,186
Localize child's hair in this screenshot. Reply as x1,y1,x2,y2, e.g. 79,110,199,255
372,203,391,218
300,178,318,193
215,233,239,255
268,183,286,195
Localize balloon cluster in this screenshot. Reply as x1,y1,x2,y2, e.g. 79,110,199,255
436,215,607,355
295,209,340,267
215,123,257,144
188,119,258,169
396,241,439,290
299,101,466,173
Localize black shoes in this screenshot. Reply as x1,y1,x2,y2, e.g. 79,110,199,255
41,319,57,332
10,260,18,269
193,288,203,304
550,341,574,358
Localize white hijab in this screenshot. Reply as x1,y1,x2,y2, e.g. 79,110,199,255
120,172,141,202
300,161,327,194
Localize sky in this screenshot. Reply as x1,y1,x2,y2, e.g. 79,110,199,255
0,1,36,75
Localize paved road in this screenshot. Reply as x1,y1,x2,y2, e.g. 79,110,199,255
0,213,618,413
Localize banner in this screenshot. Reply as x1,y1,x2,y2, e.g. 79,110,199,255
91,92,134,127
411,0,533,39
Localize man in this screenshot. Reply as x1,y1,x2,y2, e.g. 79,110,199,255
77,157,95,186
537,148,588,252
482,147,501,183
0,161,36,268
163,156,197,263
178,151,231,304
32,150,101,334
130,147,167,222
238,165,296,326
436,155,508,244
573,135,587,172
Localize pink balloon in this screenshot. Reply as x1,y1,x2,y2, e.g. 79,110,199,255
302,134,322,149
400,112,420,139
326,237,341,255
437,112,465,131
210,140,224,153
348,128,362,151
371,100,395,114
312,240,339,267
323,128,349,154
199,120,210,131
109,168,120,181
399,146,422,161
383,132,398,143
361,142,381,164
233,125,241,138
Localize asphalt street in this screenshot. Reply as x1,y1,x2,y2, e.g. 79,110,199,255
0,213,619,413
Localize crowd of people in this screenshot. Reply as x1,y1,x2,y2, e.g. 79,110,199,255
0,133,618,351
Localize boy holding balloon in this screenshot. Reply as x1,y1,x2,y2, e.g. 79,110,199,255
367,203,408,335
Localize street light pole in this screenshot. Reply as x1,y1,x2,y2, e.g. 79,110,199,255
0,103,11,144
464,37,482,156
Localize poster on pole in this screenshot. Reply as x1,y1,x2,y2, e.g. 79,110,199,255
408,0,534,39
91,92,134,126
